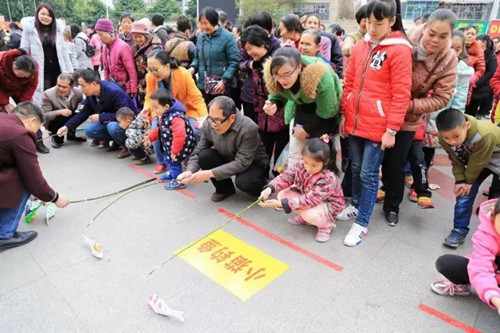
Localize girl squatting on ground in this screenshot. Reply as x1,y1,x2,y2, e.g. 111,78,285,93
337,0,413,246
259,136,345,242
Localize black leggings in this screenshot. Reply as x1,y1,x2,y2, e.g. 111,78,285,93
436,254,500,285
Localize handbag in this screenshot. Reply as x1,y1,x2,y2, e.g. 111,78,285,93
201,37,230,96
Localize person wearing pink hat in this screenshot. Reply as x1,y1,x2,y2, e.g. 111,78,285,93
131,21,162,108
95,18,138,99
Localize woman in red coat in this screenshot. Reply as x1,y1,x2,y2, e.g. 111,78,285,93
0,48,38,113
464,26,486,104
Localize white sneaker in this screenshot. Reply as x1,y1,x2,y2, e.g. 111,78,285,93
343,223,368,247
337,204,358,221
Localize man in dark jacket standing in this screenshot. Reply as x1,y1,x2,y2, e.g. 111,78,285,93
57,69,138,158
7,23,23,49
0,102,69,252
178,96,270,202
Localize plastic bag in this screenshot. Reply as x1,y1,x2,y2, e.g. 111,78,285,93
273,143,289,174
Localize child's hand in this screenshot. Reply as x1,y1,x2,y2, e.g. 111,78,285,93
259,188,272,201
491,297,500,314
171,153,178,162
140,108,150,118
142,136,151,148
258,199,282,208
454,184,471,196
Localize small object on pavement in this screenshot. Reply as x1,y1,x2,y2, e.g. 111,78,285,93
25,199,43,223
45,203,56,225
429,183,441,191
83,235,103,259
148,293,185,322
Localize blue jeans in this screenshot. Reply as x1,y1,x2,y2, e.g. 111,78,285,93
85,121,127,146
0,190,30,239
454,168,493,235
151,117,164,166
348,136,384,227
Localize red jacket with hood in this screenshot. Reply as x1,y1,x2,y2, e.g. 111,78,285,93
0,49,38,107
341,31,413,142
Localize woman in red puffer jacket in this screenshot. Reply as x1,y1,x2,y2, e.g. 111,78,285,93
338,0,412,247
464,26,486,104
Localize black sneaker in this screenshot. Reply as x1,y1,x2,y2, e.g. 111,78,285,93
384,211,399,226
107,141,120,152
0,231,38,252
67,130,87,142
36,141,50,154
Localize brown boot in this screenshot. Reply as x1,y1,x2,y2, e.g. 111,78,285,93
117,147,131,159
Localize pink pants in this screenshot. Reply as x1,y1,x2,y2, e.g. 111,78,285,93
277,188,334,231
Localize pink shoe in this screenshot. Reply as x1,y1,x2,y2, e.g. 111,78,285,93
430,276,471,296
315,227,332,243
288,215,307,225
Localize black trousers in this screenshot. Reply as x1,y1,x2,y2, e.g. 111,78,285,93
382,131,415,213
340,137,352,197
436,254,500,285
242,101,256,124
466,94,494,118
198,148,268,197
259,129,289,166
422,147,435,170
408,140,432,198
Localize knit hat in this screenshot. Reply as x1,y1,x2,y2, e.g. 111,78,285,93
131,21,149,35
95,19,115,33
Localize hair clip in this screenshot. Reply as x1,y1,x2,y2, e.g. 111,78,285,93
320,134,330,144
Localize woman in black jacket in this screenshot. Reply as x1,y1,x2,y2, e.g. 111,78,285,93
466,34,498,119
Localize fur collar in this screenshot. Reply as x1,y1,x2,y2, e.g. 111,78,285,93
263,57,328,99
408,24,454,74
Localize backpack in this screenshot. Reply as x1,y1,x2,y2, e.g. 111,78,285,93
77,36,95,57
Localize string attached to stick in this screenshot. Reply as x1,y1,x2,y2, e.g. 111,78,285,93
146,198,261,277
70,178,157,204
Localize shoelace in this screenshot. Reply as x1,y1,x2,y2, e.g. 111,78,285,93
439,278,464,296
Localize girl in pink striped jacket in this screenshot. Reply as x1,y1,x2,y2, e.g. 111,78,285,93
431,199,500,315
259,135,345,243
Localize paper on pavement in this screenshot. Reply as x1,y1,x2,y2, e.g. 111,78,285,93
82,235,103,259
148,293,185,322
45,203,56,226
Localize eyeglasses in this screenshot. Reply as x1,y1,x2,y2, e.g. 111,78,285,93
272,66,299,80
207,115,229,126
147,65,165,74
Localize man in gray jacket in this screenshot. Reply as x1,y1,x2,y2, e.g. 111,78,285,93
41,73,85,148
179,96,270,202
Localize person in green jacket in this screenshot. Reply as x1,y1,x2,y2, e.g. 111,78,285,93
188,7,239,105
263,47,342,167
437,109,500,248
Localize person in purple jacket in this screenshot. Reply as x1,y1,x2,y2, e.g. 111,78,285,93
0,102,69,252
57,69,138,158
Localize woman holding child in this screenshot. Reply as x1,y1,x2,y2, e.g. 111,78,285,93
142,50,207,174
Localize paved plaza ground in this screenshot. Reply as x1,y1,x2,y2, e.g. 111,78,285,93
1,137,500,332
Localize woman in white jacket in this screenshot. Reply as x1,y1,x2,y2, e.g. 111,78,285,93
21,3,73,108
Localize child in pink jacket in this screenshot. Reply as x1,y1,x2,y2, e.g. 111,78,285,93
259,136,345,243
431,199,500,315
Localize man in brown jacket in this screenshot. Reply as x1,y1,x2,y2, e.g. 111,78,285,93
0,102,69,252
179,96,270,202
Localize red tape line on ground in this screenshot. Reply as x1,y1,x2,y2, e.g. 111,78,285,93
418,303,482,333
127,164,196,199
217,208,343,272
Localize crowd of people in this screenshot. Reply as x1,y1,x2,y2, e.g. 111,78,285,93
1,0,500,318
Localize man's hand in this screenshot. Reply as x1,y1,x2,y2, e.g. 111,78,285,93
181,170,213,184
259,187,272,201
58,109,72,117
258,199,283,208
293,126,308,141
454,184,471,196
89,114,99,123
381,131,395,150
57,126,69,137
263,101,277,116
55,194,70,208
177,171,193,182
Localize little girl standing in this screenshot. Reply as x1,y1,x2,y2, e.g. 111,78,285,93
259,136,345,242
431,199,500,315
337,0,413,246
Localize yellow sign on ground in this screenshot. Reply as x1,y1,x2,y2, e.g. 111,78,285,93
176,230,289,301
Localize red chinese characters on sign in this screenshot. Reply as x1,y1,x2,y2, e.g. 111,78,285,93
196,239,267,282
488,20,500,38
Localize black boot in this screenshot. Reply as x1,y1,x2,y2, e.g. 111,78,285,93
36,140,50,154
51,135,64,149
67,130,87,142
